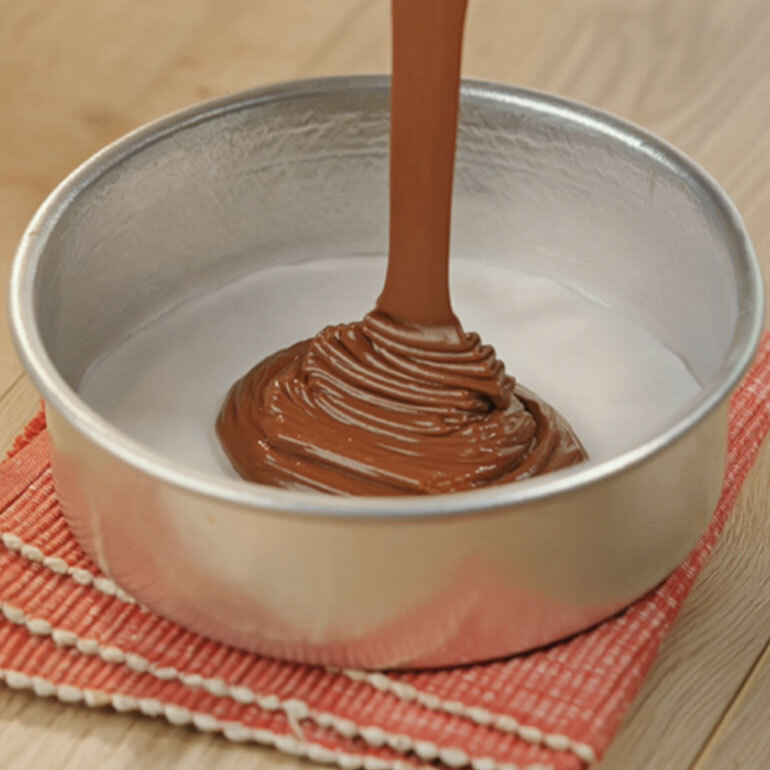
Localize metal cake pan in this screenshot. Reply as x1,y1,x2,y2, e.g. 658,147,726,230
9,77,763,668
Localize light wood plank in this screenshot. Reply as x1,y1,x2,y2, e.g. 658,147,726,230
691,637,770,770
0,376,40,455
0,227,30,398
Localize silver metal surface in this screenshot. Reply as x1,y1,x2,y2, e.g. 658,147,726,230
9,77,764,668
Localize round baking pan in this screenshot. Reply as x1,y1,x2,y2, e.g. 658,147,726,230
9,77,763,668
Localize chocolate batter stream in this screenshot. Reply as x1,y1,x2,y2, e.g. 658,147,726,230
217,0,587,495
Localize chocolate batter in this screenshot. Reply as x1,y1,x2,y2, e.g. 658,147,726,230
217,0,587,495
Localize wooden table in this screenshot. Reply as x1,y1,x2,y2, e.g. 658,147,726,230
1,1,769,767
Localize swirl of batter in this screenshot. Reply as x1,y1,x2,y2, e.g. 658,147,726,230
217,0,587,495
216,311,586,495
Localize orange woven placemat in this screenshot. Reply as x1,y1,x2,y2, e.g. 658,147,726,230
2,335,770,770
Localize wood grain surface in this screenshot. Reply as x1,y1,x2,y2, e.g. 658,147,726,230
1,0,769,767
